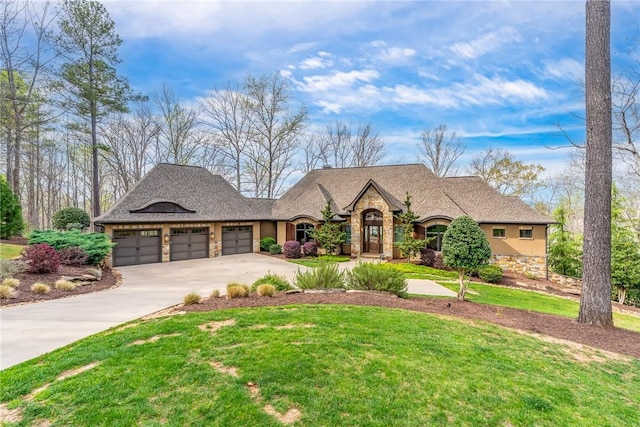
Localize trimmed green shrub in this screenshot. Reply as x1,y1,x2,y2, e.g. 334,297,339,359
256,284,276,297
251,272,293,292
295,262,344,289
269,244,282,255
0,259,28,281
52,207,90,231
183,292,201,305
303,241,318,257
478,265,503,283
346,262,408,298
260,237,276,252
0,175,24,239
28,230,113,265
23,244,61,273
283,240,302,259
58,246,89,265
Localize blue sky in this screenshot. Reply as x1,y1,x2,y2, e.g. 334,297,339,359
104,0,640,176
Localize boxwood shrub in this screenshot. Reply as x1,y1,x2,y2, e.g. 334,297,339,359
260,237,276,252
478,264,503,283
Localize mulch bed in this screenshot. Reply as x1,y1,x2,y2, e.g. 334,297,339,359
182,291,640,359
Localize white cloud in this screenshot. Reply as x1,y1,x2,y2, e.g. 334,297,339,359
449,26,522,60
376,47,417,64
299,53,334,70
297,70,380,93
544,58,584,81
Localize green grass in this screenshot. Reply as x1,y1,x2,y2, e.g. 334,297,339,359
372,262,458,280
1,305,639,426
440,281,640,333
289,254,351,267
0,243,23,260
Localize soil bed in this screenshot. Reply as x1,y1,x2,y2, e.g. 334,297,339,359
182,291,640,359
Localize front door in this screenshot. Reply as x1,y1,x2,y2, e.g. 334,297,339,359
363,225,383,253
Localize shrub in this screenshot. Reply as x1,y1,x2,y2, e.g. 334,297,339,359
283,240,302,259
183,292,201,305
260,237,276,252
31,282,51,294
420,248,436,267
256,284,276,297
52,207,90,231
302,241,318,257
23,244,61,274
58,246,89,266
55,279,77,291
28,229,114,265
86,268,103,280
251,272,293,292
210,289,220,298
226,284,249,299
295,262,344,289
2,278,20,288
269,244,282,255
0,285,16,299
0,175,24,239
346,262,408,298
0,259,28,281
478,265,503,284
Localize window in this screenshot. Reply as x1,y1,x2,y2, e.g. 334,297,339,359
343,225,352,244
519,228,533,239
394,226,403,243
426,224,448,251
492,228,506,238
296,223,315,244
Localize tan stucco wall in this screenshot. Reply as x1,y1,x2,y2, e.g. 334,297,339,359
480,224,547,257
276,221,287,246
260,221,277,240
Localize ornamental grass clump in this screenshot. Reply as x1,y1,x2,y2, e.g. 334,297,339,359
346,262,408,298
295,262,344,289
0,284,16,299
256,284,276,297
210,289,220,298
183,292,201,305
226,283,249,299
31,282,51,294
251,272,293,292
55,279,77,291
2,278,20,288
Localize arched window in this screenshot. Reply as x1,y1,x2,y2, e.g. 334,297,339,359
296,223,315,244
426,224,448,251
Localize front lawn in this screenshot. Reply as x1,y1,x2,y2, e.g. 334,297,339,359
2,305,639,426
0,243,23,260
289,255,351,267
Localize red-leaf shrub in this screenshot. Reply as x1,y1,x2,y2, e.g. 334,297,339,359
22,243,61,274
58,246,89,266
302,241,318,257
420,248,436,266
283,240,302,259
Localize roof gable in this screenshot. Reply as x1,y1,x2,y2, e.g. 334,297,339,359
343,179,404,212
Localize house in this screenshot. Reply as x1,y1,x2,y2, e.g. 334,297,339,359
94,163,552,276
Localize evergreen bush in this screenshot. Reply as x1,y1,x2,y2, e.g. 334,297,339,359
478,265,503,284
28,230,113,265
52,207,90,231
260,237,276,252
251,272,293,291
269,244,282,255
0,175,24,239
346,262,408,298
294,262,344,289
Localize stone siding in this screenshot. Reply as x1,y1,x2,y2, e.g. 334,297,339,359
491,254,547,278
548,272,582,291
351,186,394,259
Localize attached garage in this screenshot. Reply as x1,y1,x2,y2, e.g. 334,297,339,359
113,229,161,267
222,226,252,255
170,227,209,261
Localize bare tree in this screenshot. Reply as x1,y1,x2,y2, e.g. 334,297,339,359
351,122,385,167
325,120,351,168
200,83,253,192
469,147,545,200
417,124,465,177
245,72,307,198
300,131,331,172
578,0,613,327
612,72,639,178
154,84,203,165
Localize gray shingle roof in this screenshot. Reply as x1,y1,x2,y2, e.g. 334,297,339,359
96,163,552,225
94,163,269,224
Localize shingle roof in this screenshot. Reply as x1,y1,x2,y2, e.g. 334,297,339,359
272,164,551,224
96,163,552,225
94,163,270,224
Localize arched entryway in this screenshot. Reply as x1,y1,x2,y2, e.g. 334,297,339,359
362,209,383,254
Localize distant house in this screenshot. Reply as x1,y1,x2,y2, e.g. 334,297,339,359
95,163,552,276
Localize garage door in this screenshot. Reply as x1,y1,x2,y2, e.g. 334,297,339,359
113,229,161,266
170,227,209,261
222,226,252,255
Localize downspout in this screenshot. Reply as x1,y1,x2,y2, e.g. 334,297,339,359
545,224,549,280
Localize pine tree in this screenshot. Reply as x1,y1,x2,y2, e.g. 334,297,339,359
548,201,582,278
0,175,24,239
308,200,345,256
394,193,428,261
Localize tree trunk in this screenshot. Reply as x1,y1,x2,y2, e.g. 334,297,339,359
617,287,626,305
578,0,613,327
457,271,466,301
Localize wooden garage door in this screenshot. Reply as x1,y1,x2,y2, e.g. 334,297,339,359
113,229,161,266
170,227,209,261
222,226,252,255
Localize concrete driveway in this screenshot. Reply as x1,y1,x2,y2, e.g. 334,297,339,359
1,254,454,369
